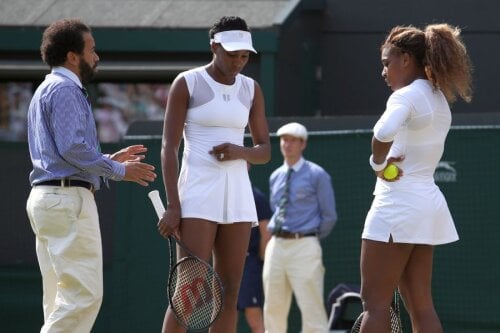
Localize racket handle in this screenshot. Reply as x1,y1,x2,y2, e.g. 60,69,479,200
148,190,165,218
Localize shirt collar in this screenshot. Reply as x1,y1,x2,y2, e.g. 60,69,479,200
52,66,83,88
285,157,305,172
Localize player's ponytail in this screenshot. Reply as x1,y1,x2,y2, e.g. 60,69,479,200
424,24,473,103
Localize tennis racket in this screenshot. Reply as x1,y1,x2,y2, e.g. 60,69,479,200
351,290,403,333
148,190,224,331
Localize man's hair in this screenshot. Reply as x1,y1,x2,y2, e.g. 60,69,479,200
208,16,249,39
40,18,91,67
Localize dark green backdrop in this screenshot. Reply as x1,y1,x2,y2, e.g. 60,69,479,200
2,127,499,332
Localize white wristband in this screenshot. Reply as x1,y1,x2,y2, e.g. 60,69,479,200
369,154,387,172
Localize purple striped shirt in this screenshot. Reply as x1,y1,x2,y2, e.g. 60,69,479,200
27,67,124,190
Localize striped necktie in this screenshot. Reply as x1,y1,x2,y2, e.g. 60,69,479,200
274,168,293,233
81,87,91,105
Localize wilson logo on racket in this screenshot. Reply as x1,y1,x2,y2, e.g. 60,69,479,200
180,277,213,315
148,190,224,330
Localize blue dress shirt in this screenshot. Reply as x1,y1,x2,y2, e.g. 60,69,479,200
27,67,125,190
268,157,338,239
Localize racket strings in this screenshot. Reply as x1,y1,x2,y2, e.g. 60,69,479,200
351,293,403,333
169,258,223,330
390,306,402,332
391,290,403,332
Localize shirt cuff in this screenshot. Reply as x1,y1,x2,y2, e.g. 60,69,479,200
110,161,125,181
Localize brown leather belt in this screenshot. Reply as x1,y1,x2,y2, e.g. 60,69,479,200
36,179,95,193
273,231,317,239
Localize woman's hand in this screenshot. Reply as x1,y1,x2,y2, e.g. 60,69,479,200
376,155,404,181
209,143,243,162
158,206,181,239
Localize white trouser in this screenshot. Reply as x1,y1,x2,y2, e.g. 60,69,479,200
26,185,103,333
263,236,328,333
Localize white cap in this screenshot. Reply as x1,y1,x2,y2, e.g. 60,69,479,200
210,30,257,53
277,122,308,140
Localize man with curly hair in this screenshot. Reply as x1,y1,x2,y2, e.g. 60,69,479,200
26,18,156,332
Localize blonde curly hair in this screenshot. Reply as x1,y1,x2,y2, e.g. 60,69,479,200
382,24,473,103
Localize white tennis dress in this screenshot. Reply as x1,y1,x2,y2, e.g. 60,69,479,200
362,79,459,245
177,67,257,224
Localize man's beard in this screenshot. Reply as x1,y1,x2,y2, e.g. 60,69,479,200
79,59,98,84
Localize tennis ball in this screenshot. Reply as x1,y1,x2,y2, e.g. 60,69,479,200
383,164,398,180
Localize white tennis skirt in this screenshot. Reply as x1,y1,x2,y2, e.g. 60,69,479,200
178,152,257,224
362,186,459,245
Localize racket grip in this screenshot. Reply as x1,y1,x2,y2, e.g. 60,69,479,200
148,190,165,218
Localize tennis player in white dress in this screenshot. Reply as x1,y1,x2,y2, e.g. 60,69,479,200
178,67,259,223
363,78,459,245
158,16,271,333
359,24,473,333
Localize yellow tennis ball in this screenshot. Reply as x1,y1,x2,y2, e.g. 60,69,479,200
383,164,398,180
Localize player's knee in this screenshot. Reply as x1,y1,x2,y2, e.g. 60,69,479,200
361,298,392,314
215,275,239,306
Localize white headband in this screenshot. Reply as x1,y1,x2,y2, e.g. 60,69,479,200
210,30,257,53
